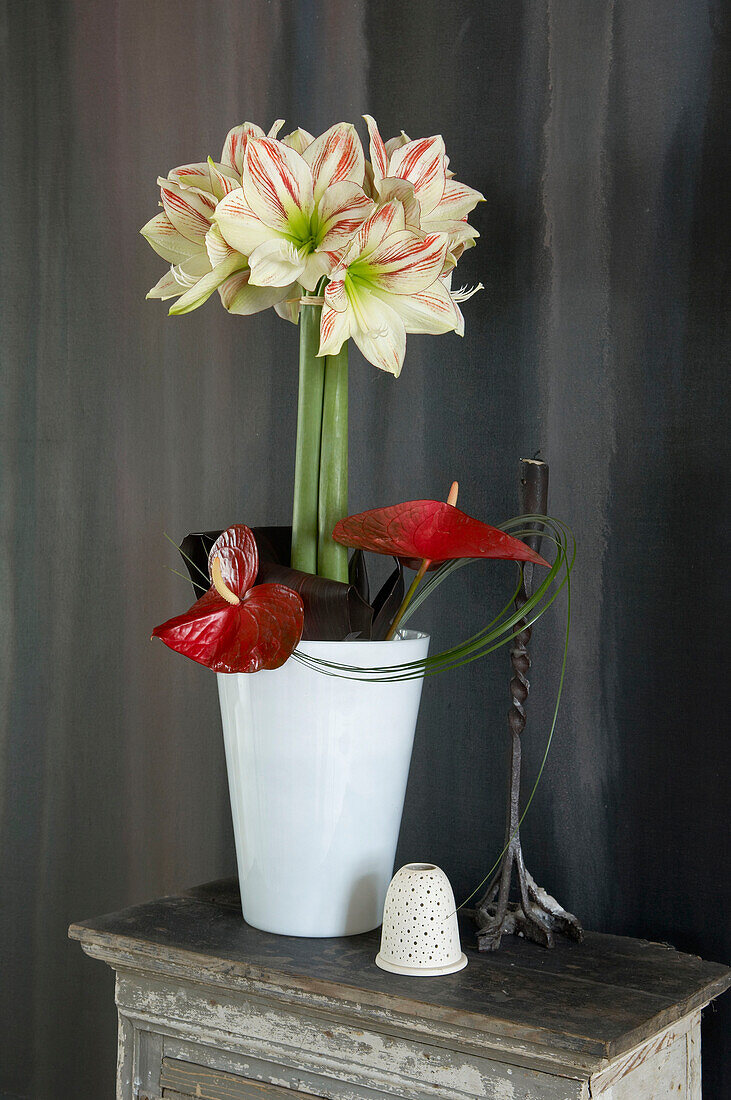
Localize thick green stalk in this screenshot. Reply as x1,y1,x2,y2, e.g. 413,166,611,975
317,343,349,582
291,296,325,574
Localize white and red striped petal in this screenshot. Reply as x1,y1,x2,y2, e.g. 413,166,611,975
146,268,184,300
300,250,333,292
425,218,479,251
281,127,315,154
377,177,421,229
350,201,407,260
303,123,365,203
442,236,476,273
205,223,237,268
140,211,200,265
316,181,374,250
320,245,350,270
324,277,348,312
363,115,389,186
432,177,484,221
213,188,276,257
248,238,308,287
242,137,314,231
169,162,215,196
221,121,266,174
170,252,213,288
340,280,408,374
169,254,244,315
365,231,449,294
318,301,352,358
146,251,212,301
378,278,464,336
207,158,240,199
362,159,377,200
159,179,215,244
345,278,391,332
388,135,447,216
350,292,407,376
274,294,301,324
385,131,410,157
219,270,294,315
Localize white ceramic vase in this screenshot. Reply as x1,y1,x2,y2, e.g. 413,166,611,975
216,630,429,937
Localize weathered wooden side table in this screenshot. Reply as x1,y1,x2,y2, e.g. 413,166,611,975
69,879,730,1100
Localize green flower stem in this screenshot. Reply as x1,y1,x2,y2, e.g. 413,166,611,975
385,483,457,640
291,293,325,574
317,343,349,582
385,558,429,641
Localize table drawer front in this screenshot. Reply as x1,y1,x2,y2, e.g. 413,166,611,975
119,970,587,1099
161,1057,324,1098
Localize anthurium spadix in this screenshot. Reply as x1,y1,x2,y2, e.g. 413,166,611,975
214,125,374,291
318,202,462,375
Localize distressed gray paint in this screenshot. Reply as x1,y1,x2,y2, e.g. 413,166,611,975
1,1,729,1096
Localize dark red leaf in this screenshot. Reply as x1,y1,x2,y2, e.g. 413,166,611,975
256,561,372,641
207,524,258,598
180,528,375,641
152,583,304,673
333,500,550,568
348,548,370,604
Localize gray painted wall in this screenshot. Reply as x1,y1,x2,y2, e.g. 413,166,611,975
1,0,728,1095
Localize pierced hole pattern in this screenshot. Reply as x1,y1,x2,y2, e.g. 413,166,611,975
380,864,462,967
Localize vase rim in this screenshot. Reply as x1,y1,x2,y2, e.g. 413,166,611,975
297,629,429,650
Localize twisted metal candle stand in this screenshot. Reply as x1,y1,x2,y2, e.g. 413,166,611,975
471,460,583,952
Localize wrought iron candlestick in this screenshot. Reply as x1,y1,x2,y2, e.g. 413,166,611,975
471,458,583,951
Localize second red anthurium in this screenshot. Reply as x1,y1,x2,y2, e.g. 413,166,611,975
152,525,304,673
332,499,550,568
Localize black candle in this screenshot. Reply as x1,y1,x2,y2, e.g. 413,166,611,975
519,458,549,555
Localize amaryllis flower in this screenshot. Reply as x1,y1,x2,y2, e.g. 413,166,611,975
213,124,374,292
153,525,304,673
141,120,296,317
363,115,484,264
221,119,285,175
333,500,549,568
317,202,461,375
279,126,315,155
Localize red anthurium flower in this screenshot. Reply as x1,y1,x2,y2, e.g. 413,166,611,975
332,500,550,568
153,525,304,673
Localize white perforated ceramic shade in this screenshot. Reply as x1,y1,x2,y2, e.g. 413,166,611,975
375,863,468,976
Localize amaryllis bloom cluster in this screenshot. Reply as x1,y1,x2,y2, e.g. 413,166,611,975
142,116,483,374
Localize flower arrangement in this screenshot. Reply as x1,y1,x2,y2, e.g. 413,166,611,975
143,116,571,677
142,115,579,946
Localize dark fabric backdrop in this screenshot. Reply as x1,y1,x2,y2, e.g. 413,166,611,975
1,0,729,1095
